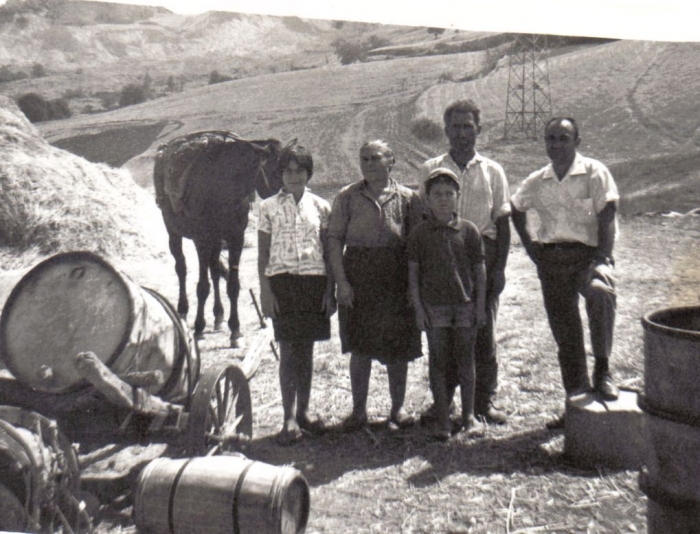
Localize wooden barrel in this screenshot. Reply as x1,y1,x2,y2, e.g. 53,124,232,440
0,251,198,400
641,306,700,419
133,455,310,534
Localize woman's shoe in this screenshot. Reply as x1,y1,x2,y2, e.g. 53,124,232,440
341,412,368,432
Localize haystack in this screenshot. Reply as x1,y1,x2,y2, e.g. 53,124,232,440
0,96,167,270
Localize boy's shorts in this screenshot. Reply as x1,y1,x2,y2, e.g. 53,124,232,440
424,302,474,328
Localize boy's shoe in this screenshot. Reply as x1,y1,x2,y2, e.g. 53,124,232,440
461,416,486,439
419,401,456,426
475,403,507,425
298,415,327,435
389,408,415,429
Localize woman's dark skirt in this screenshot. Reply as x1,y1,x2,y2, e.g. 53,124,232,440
269,273,331,343
339,246,422,364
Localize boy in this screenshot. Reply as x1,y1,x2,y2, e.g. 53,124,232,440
408,167,487,440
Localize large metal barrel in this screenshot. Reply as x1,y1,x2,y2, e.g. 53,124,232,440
640,306,700,532
133,455,310,534
0,251,198,402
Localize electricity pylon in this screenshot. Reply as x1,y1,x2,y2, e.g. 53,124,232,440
504,34,552,139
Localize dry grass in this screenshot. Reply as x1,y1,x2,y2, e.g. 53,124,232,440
0,96,168,269
77,211,699,534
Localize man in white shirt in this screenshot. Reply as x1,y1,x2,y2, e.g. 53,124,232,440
421,99,511,425
511,117,619,430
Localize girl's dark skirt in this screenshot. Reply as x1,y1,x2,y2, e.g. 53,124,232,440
269,273,331,343
339,246,422,365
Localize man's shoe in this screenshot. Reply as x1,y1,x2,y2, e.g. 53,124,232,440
593,359,619,401
419,401,456,426
594,373,620,401
475,404,507,425
546,413,565,430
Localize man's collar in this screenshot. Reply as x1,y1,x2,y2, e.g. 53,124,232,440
449,150,483,170
543,152,584,180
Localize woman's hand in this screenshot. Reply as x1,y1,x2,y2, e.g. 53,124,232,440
414,304,429,331
336,279,354,308
323,287,338,317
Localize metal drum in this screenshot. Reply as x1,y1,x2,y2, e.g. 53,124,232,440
0,251,198,402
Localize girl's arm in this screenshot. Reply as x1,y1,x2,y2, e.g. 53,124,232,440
257,230,278,318
320,228,337,317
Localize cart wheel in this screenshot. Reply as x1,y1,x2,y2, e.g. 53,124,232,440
186,362,252,455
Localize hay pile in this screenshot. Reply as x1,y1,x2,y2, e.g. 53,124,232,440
0,96,167,270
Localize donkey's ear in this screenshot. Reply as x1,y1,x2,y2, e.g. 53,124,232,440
285,138,298,149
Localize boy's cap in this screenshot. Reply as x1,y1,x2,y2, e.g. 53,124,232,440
426,167,460,191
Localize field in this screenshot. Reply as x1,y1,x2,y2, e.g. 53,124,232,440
1,14,700,533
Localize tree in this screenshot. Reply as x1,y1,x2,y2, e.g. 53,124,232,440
332,39,368,65
166,75,176,92
427,27,446,39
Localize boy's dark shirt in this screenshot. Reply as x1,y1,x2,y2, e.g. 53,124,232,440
407,212,485,305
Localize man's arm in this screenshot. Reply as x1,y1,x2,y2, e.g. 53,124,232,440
595,201,617,264
490,215,511,295
511,202,540,264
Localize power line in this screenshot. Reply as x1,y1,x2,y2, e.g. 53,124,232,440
504,34,552,139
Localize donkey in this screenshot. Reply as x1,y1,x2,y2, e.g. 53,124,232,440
153,130,284,347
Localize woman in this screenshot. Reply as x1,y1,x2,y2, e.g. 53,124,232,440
258,142,336,445
328,139,423,431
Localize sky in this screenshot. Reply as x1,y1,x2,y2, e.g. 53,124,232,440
1,0,699,42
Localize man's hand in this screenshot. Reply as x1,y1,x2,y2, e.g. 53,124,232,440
525,241,543,265
475,305,487,327
588,258,616,288
490,268,506,296
336,279,354,308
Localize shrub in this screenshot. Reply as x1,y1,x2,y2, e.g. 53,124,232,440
118,83,147,107
208,70,232,85
17,92,48,122
411,117,443,142
16,93,72,122
31,63,46,78
438,71,455,84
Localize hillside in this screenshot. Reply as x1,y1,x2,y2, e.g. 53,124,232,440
35,37,700,216
0,0,489,105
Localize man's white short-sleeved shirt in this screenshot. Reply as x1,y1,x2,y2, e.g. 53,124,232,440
258,188,330,277
511,153,619,247
422,152,511,241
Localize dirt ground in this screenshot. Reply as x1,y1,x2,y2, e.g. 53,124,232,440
0,213,699,533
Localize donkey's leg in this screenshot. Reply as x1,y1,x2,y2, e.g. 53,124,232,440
210,241,225,331
226,228,246,348
194,240,212,339
168,231,188,319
